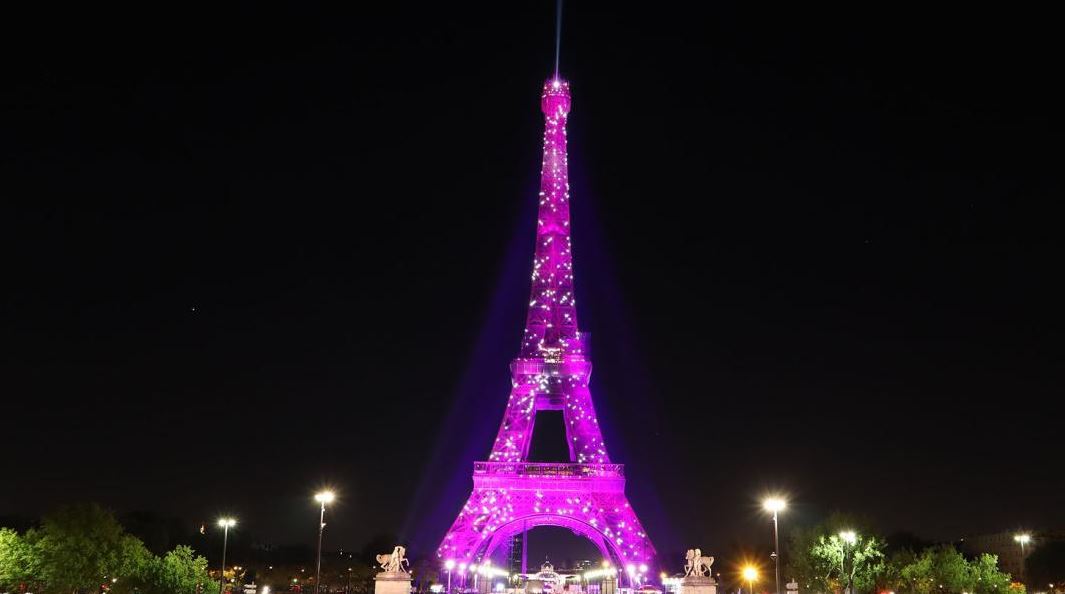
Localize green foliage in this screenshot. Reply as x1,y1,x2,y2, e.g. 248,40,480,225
1,504,213,594
0,527,38,589
972,553,1016,593
884,546,1017,594
787,513,885,594
142,545,214,594
28,503,153,594
786,514,1018,594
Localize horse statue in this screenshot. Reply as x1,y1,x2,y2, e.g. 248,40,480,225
684,548,714,577
376,545,409,573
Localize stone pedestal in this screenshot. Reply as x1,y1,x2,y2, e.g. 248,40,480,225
374,571,411,594
678,575,717,594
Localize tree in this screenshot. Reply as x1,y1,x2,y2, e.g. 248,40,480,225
811,533,884,594
970,553,1015,594
0,528,38,590
896,546,971,594
4,505,219,594
143,545,213,594
787,514,885,594
883,546,1019,594
28,503,153,594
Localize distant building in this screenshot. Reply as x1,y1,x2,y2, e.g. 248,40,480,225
571,560,596,572
961,530,1065,580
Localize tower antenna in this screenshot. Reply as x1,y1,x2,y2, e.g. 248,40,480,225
554,0,563,79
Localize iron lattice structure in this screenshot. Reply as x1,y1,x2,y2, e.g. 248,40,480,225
437,78,656,575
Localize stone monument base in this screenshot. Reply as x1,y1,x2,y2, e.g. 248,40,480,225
678,575,717,594
375,571,412,594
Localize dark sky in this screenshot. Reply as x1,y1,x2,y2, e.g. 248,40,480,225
2,0,1062,569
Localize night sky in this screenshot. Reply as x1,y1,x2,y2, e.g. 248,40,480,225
3,0,1062,568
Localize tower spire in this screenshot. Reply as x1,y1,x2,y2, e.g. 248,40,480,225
521,78,578,358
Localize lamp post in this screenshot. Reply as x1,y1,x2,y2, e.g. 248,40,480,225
762,498,786,594
217,518,237,594
314,491,335,594
839,531,857,594
446,560,456,593
1014,534,1031,582
742,566,758,594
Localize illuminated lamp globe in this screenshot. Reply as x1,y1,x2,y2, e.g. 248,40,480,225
762,498,786,513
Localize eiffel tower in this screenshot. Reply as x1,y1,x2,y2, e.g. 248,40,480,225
436,77,656,579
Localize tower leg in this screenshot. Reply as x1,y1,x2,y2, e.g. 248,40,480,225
521,519,528,574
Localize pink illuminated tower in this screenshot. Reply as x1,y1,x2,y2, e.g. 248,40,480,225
436,78,656,578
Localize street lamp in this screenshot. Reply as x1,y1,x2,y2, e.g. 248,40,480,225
1014,534,1031,581
839,531,857,594
742,566,759,594
762,498,786,594
445,560,456,593
314,491,336,594
459,563,467,590
217,518,237,594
